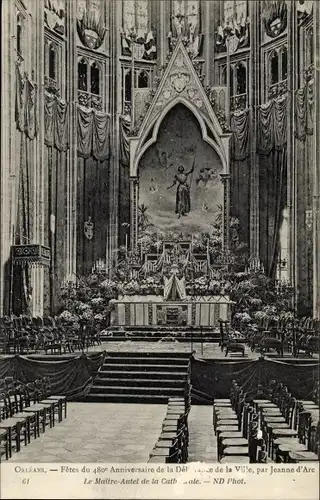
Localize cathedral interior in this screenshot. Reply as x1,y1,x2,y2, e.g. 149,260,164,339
0,0,319,471
0,0,318,319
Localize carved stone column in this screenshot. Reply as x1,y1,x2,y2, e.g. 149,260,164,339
0,0,13,315
313,2,320,319
220,173,231,252
287,0,298,302
249,0,260,260
31,0,45,316
159,0,167,67
203,1,210,86
108,0,121,274
65,0,77,282
130,177,139,250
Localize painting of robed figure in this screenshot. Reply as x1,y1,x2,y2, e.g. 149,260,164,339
138,104,224,238
167,158,195,218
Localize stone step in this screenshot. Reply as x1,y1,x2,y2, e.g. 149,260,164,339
103,357,189,366
101,363,188,372
90,385,184,396
98,370,187,380
86,393,171,404
103,351,191,358
94,378,185,388
88,350,189,403
101,336,220,343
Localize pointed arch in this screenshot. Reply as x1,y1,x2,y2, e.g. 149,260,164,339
132,97,227,177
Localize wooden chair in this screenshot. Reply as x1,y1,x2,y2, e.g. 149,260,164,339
41,377,67,420
275,415,320,463
0,427,10,460
18,383,54,434
0,395,28,454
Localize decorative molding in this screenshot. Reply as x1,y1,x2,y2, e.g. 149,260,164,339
220,173,231,252
262,0,288,38
128,41,231,180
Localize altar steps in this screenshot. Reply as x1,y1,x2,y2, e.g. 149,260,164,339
101,326,220,343
87,352,190,403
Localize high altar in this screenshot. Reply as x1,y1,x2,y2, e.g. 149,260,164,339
111,41,234,329
111,241,233,328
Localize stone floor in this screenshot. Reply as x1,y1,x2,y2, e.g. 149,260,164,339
14,341,260,360
5,402,217,464
188,405,217,463
7,403,167,463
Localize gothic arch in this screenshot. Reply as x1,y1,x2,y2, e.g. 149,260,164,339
132,97,227,177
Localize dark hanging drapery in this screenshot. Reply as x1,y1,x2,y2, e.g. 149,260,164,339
230,109,251,246
0,352,106,400
191,357,318,402
119,116,131,167
15,63,38,139
14,63,37,314
43,93,69,313
44,93,69,151
257,97,287,278
119,117,131,246
294,85,314,314
77,106,111,161
76,156,110,276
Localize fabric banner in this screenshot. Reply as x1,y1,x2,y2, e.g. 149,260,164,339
230,109,250,161
191,357,318,402
15,63,38,140
44,93,69,151
0,352,106,400
119,116,131,167
295,85,314,141
77,106,110,161
257,96,287,154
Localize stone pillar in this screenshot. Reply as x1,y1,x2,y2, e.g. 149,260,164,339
108,0,121,274
203,0,210,86
66,0,78,282
130,177,139,250
0,1,12,315
287,0,298,304
31,0,45,316
313,3,320,319
249,1,260,260
220,173,231,252
159,0,167,67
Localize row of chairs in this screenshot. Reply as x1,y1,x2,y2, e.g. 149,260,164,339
0,314,102,355
148,383,191,464
223,380,319,463
0,376,67,461
213,393,267,463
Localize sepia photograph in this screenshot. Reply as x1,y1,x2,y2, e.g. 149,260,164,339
0,0,319,499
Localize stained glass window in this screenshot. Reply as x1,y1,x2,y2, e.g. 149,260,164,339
281,46,287,80
236,63,246,94
223,1,234,23
90,62,100,95
17,11,23,55
172,0,200,31
235,0,247,22
78,58,88,91
49,45,57,80
270,51,279,84
223,1,247,24
123,0,149,37
138,70,149,88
